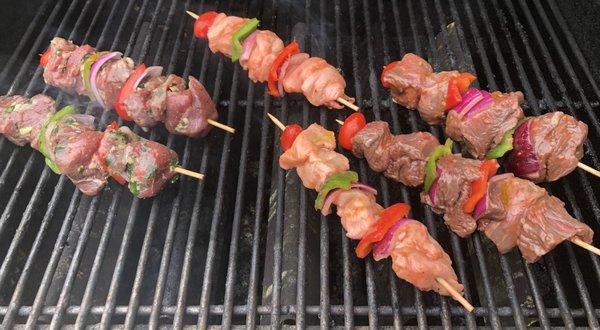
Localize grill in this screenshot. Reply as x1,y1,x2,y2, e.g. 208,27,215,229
0,0,599,327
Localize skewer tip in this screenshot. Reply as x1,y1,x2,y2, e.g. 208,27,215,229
577,162,600,178
436,278,474,313
336,97,360,112
186,10,199,19
335,119,344,126
174,166,205,180
207,119,235,134
267,113,286,131
571,237,600,257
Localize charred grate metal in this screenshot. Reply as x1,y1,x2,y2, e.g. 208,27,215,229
0,0,599,328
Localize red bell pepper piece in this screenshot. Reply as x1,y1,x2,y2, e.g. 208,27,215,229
193,11,219,38
39,48,51,67
97,121,126,185
445,73,477,110
462,159,499,214
355,203,411,258
115,64,146,121
268,41,300,97
380,61,399,88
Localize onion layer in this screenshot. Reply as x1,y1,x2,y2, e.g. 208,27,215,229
240,31,258,63
350,183,378,195
372,218,409,261
451,88,493,118
133,66,163,90
472,195,487,220
507,119,540,176
321,189,342,216
90,52,122,108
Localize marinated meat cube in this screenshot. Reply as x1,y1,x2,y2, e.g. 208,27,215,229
281,54,353,109
207,14,248,57
164,76,217,138
381,53,433,109
122,74,185,128
351,121,439,187
1,94,55,148
43,38,95,94
508,112,587,182
332,189,382,240
421,155,481,237
417,71,460,125
478,173,593,262
124,139,178,198
240,30,284,82
389,220,463,295
95,57,135,109
44,114,108,195
279,124,349,190
0,95,29,134
445,91,524,159
97,125,140,181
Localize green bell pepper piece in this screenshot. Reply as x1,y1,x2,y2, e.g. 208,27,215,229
423,138,453,194
315,170,359,211
485,129,515,159
38,105,75,174
230,18,260,62
81,51,107,100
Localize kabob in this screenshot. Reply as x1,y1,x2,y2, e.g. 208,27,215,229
379,53,599,182
265,113,473,312
39,37,234,137
0,94,203,198
331,113,599,262
186,11,359,111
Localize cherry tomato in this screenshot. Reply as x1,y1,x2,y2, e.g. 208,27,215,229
338,112,367,150
280,124,303,151
193,11,219,38
39,48,51,67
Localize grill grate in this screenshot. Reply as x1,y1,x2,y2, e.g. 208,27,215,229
0,0,600,328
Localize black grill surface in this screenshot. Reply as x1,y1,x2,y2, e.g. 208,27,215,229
0,0,599,328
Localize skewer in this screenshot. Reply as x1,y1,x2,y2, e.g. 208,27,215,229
266,112,473,312
571,237,600,257
577,162,600,179
335,119,344,125
186,10,359,113
174,166,205,180
207,119,235,134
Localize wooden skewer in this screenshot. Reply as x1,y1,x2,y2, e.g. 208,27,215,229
186,11,359,113
207,119,235,134
186,10,199,19
174,166,205,180
337,97,360,111
267,113,286,131
335,119,344,126
571,237,600,257
267,112,474,312
436,278,474,312
577,162,600,179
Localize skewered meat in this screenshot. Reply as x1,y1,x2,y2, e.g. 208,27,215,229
96,57,135,108
507,112,587,182
124,139,178,198
477,173,593,262
280,54,354,109
43,38,95,94
41,38,218,138
381,53,433,109
0,94,55,148
164,76,218,138
122,75,186,128
239,30,284,82
97,125,140,180
418,71,460,125
43,114,108,195
351,121,439,187
445,91,524,159
207,14,248,57
279,124,349,190
421,155,481,237
389,220,463,295
331,189,382,240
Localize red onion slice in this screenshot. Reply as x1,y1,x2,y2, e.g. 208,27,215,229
350,183,378,195
372,218,410,261
70,114,96,128
321,189,343,216
472,195,487,220
240,31,258,63
428,168,442,205
507,120,540,177
90,52,122,109
277,57,291,96
133,66,163,90
452,88,479,114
